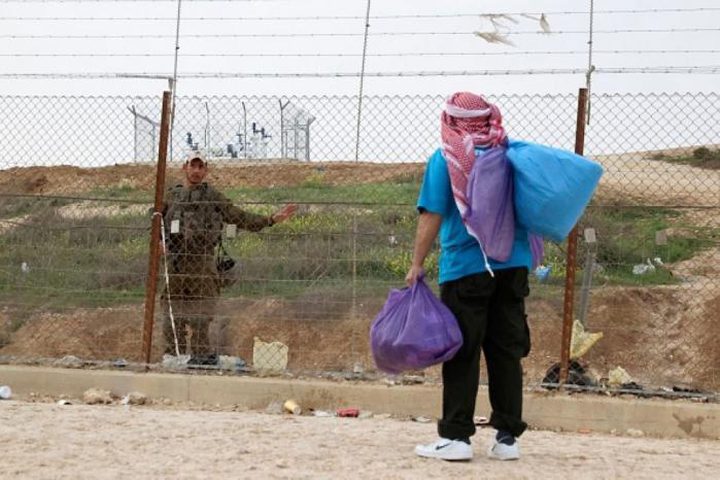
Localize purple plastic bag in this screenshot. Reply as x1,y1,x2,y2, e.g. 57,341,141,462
370,276,463,374
464,147,515,262
529,233,545,269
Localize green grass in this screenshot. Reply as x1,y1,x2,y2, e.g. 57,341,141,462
85,185,152,202
0,180,716,319
225,181,420,205
0,210,150,312
651,147,720,170
587,206,713,264
538,206,717,287
0,196,75,220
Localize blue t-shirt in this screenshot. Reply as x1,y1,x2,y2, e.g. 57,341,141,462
417,148,532,284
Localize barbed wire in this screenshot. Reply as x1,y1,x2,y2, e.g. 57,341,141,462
2,49,718,58
0,0,285,2
2,66,718,79
2,7,720,17
2,28,718,39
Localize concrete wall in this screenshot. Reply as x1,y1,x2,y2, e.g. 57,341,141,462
1,366,718,440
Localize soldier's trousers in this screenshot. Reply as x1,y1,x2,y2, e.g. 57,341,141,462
161,296,217,356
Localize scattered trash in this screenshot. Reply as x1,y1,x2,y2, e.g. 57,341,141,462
412,416,432,424
626,428,645,438
620,381,643,391
542,360,596,387
570,320,604,359
54,355,84,369
672,385,703,394
121,392,147,406
655,229,668,246
352,363,365,374
336,407,360,418
474,31,516,47
473,416,489,426
265,400,284,415
21,262,30,274
283,399,302,415
187,354,219,368
312,410,334,418
632,259,657,275
653,257,664,266
112,358,128,368
56,399,72,406
83,388,113,405
162,354,190,369
608,366,633,388
218,355,247,372
534,265,551,282
253,337,289,372
631,264,651,275
0,385,12,400
400,375,425,385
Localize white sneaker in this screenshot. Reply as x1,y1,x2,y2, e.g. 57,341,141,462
487,439,520,461
415,438,473,461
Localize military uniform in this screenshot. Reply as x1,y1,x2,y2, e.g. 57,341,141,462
161,182,273,357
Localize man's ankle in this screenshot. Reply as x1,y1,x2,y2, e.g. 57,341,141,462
496,430,516,445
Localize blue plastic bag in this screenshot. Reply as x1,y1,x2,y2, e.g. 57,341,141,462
370,277,463,374
506,140,603,242
534,265,551,282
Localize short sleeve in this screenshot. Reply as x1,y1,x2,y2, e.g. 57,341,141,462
417,149,453,216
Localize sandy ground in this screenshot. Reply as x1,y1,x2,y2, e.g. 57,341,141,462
1,401,719,480
593,149,719,207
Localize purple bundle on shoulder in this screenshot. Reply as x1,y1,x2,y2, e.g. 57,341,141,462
370,276,463,374
464,146,515,262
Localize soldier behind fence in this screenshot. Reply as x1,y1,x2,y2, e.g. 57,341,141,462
160,151,297,364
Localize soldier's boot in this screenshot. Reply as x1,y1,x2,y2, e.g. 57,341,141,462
213,317,231,356
188,319,217,365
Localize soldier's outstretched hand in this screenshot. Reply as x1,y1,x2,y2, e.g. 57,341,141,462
271,203,298,224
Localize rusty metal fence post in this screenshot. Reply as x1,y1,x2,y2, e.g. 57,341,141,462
558,87,588,385
141,91,173,365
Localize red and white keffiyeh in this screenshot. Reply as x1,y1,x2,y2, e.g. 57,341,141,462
441,92,507,220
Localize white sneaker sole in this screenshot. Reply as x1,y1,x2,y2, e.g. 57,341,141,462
487,444,520,461
415,446,473,462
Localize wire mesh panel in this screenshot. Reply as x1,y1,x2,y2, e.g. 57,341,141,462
0,92,718,396
562,93,720,394
0,197,150,363
129,105,160,163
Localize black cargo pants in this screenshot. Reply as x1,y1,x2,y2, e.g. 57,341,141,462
438,267,531,440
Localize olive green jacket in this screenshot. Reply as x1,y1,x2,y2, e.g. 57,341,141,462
161,182,272,298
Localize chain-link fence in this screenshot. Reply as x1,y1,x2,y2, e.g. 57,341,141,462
0,92,718,396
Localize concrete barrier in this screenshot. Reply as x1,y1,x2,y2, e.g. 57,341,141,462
1,365,718,440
